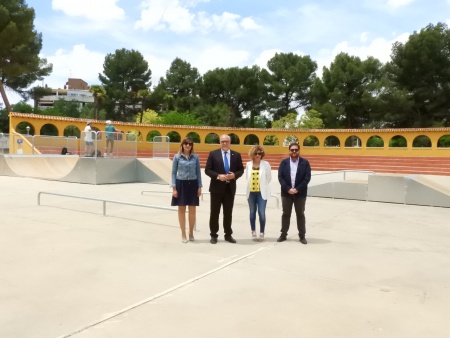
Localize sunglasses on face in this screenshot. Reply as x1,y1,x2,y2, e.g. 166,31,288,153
290,148,299,152
255,152,264,156
183,142,193,146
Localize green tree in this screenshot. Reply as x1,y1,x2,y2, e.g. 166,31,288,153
28,85,52,110
89,84,107,120
157,110,201,125
0,0,52,112
136,108,158,124
272,112,299,129
200,66,266,127
99,48,151,120
11,101,33,113
299,109,324,129
263,52,317,120
312,53,386,128
136,88,150,123
387,22,450,127
43,98,82,117
157,58,201,112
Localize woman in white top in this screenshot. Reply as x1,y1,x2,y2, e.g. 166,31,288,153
245,145,272,241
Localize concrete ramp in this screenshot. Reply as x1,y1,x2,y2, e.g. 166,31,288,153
405,175,450,207
0,155,173,185
308,180,368,200
2,155,79,179
309,172,450,208
136,158,171,185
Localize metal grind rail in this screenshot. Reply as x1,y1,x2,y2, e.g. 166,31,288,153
141,190,280,209
38,191,177,216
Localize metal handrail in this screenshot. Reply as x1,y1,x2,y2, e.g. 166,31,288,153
141,190,280,209
38,191,177,216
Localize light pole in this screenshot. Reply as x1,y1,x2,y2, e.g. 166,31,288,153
26,126,30,135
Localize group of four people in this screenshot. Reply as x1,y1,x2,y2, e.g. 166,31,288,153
170,134,311,244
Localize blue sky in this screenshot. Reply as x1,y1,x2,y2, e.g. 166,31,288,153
6,0,450,104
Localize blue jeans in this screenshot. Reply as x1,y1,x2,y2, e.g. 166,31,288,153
247,192,267,233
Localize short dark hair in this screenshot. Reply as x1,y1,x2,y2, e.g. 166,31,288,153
289,142,300,150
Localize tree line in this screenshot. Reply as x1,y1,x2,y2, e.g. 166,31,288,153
2,1,450,131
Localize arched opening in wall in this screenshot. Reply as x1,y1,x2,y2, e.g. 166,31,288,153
283,135,298,146
147,130,161,142
16,122,35,135
437,134,450,148
345,135,362,147
128,129,142,141
186,132,200,143
64,125,80,137
244,134,259,145
40,124,58,136
167,131,181,143
205,133,219,144
91,126,100,139
229,133,240,145
263,134,279,146
412,135,431,148
324,135,340,147
126,132,138,142
303,135,319,147
389,135,407,147
367,135,384,147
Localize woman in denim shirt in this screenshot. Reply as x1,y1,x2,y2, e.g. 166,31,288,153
171,137,202,243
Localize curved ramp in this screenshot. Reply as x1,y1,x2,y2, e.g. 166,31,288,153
1,155,79,179
0,155,172,185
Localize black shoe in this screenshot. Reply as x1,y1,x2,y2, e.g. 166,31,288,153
300,237,307,245
224,235,236,243
277,235,287,242
210,237,217,244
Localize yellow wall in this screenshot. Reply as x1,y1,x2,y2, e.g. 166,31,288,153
9,112,450,157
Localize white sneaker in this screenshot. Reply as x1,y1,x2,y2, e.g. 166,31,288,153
258,233,264,242
252,231,257,241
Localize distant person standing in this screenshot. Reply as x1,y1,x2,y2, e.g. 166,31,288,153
84,121,94,156
277,142,311,244
104,120,116,157
171,137,202,243
205,134,244,244
245,145,272,242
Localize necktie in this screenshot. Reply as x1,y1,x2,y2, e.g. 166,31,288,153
224,151,229,173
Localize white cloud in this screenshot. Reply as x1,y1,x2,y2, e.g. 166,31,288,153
253,49,282,70
387,0,415,9
315,32,410,76
52,0,125,22
43,44,105,89
191,46,250,74
135,0,260,34
135,0,195,33
360,32,369,43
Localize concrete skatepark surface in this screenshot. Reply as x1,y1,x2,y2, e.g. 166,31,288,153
1,171,450,338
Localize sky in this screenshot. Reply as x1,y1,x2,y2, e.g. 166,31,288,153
5,0,450,105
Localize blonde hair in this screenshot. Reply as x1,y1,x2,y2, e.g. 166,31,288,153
248,145,265,159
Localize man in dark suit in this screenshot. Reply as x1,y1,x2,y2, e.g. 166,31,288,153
277,142,311,244
205,134,244,244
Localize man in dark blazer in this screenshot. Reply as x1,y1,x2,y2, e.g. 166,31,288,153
277,142,311,244
205,134,244,244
